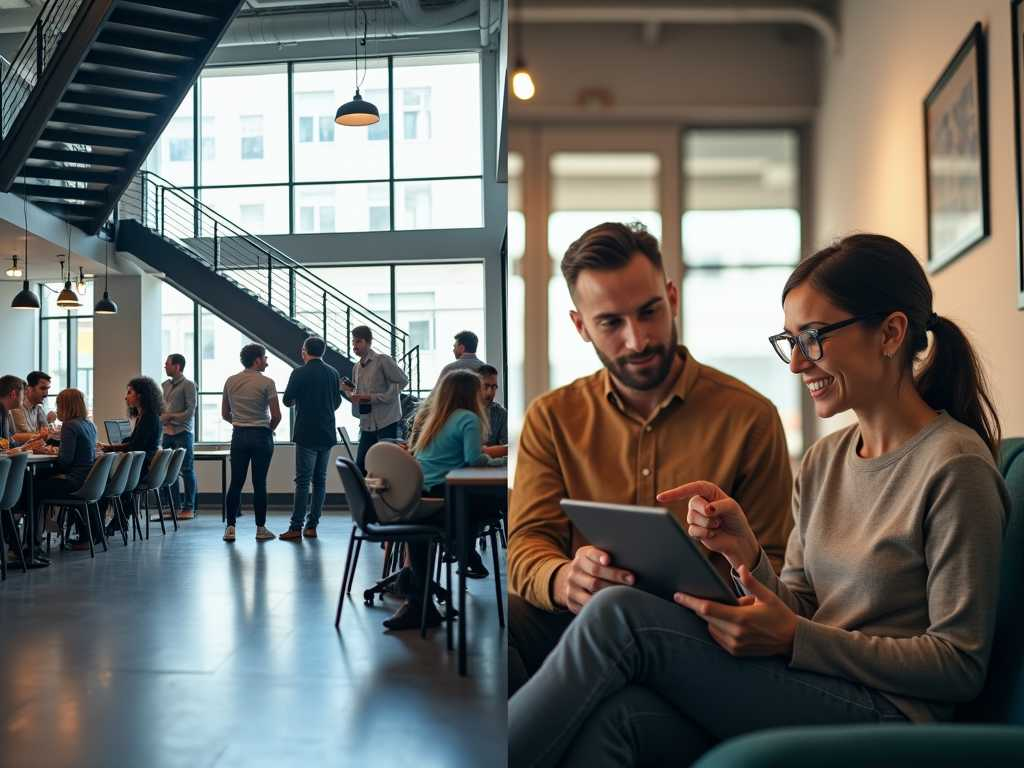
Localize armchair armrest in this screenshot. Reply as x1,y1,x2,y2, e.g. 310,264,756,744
693,724,1024,768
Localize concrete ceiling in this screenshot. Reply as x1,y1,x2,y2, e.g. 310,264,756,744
0,218,108,282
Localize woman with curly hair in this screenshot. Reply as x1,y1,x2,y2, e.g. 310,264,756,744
101,376,163,535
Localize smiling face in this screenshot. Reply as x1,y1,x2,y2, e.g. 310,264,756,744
783,282,906,419
570,253,679,391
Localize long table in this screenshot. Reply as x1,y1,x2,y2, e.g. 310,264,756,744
445,466,508,676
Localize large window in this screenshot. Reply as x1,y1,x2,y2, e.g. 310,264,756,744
547,151,662,389
682,129,803,453
507,151,525,435
144,52,483,236
38,281,95,416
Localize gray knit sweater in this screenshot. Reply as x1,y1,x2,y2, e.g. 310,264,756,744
747,412,1009,723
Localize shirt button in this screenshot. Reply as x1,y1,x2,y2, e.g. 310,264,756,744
641,468,651,477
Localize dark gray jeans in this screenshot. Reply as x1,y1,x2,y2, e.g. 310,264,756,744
509,586,907,768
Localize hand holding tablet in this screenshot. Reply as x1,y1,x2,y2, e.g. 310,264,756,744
554,544,636,614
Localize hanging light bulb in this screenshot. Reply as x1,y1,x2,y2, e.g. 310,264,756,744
12,178,39,310
5,254,22,277
335,4,380,127
75,265,87,293
511,61,536,101
94,235,118,314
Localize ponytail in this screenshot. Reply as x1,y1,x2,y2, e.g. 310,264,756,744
915,315,1001,461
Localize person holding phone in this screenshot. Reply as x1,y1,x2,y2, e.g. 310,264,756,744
341,325,408,474
509,234,1010,768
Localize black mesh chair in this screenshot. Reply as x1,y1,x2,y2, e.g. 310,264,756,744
0,456,12,580
0,452,29,575
42,452,116,559
335,456,447,637
101,453,134,546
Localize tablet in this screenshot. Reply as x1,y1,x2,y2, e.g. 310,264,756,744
560,499,739,605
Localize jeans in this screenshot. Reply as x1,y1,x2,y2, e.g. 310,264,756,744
509,586,907,768
226,427,274,527
355,421,398,474
290,444,331,531
162,431,196,511
509,594,575,697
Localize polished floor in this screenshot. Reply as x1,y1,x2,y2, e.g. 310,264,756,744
0,509,507,768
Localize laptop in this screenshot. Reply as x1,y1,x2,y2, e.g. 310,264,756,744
104,419,132,444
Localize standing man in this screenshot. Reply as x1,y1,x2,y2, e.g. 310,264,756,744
281,337,341,541
222,344,282,542
478,364,508,453
439,330,485,378
343,325,408,474
161,354,198,519
11,371,56,443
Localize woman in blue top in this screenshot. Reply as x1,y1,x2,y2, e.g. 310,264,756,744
31,388,97,552
383,369,494,631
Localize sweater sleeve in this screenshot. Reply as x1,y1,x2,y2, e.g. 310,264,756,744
787,455,1007,703
508,400,572,612
282,368,298,408
57,421,77,471
460,413,489,467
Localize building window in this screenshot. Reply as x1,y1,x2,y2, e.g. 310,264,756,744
408,319,431,351
318,115,334,143
401,87,431,140
319,205,335,232
169,137,193,163
298,116,313,143
240,114,264,160
366,88,389,142
38,282,95,415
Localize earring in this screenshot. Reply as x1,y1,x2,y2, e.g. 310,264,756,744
884,350,894,359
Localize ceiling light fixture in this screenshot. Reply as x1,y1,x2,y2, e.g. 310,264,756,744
11,178,40,310
5,254,22,278
335,3,380,127
56,222,80,309
511,0,535,100
94,233,118,315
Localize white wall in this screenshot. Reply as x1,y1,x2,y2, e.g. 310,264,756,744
0,280,39,375
814,0,1024,438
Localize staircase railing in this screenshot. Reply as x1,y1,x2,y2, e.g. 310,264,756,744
117,171,420,390
0,0,85,141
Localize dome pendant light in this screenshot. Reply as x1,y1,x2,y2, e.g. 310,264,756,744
56,221,80,309
335,5,380,127
94,236,118,314
11,179,40,310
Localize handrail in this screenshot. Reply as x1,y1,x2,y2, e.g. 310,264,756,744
117,172,417,376
0,0,86,141
139,170,401,338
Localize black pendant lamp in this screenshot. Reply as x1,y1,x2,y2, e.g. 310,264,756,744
56,221,80,309
11,181,40,310
335,5,379,127
94,236,118,314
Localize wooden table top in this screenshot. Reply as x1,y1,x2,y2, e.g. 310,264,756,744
445,467,508,486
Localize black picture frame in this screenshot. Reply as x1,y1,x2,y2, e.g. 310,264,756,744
1012,1,1024,308
923,22,990,274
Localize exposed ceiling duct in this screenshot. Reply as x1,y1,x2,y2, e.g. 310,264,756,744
219,0,501,48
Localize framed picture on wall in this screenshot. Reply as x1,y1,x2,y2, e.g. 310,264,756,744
923,22,989,273
1012,1,1024,308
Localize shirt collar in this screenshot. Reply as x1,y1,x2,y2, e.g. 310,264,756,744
459,353,479,361
602,346,700,413
363,348,378,365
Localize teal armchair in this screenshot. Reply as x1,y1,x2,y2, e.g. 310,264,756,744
694,439,1024,768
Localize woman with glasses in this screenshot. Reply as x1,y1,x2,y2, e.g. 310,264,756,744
509,234,1010,767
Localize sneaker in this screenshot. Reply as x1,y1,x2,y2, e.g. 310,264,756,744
255,526,276,541
302,527,317,539
279,528,302,541
383,600,444,632
223,525,236,542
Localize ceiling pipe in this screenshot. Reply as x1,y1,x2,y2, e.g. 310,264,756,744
397,0,479,27
511,4,839,54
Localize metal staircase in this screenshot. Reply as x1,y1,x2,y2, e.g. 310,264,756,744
0,0,245,234
116,171,421,388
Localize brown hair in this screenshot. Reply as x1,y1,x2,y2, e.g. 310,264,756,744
561,221,664,293
783,233,1001,459
352,325,372,343
0,375,25,398
409,370,489,455
56,388,88,421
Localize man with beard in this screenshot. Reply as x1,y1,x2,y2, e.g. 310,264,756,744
508,221,793,695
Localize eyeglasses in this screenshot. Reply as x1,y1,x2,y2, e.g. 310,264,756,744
768,314,883,364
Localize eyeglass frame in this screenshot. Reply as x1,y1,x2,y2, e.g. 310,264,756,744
768,313,887,364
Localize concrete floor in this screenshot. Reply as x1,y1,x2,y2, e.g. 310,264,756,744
0,510,507,768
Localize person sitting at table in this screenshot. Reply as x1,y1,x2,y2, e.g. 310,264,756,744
478,364,508,458
11,371,57,444
32,388,97,551
380,369,500,631
0,375,44,558
99,377,163,534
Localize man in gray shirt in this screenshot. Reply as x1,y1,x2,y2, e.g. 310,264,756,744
342,325,408,473
161,354,198,519
11,371,56,441
478,364,508,449
438,330,485,379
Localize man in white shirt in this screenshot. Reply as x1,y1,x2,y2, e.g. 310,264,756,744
342,325,408,473
11,371,56,443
